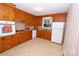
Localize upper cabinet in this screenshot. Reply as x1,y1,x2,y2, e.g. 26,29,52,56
0,3,34,25
15,8,25,20
15,8,34,26
0,4,15,21
33,16,42,26
0,3,67,26
33,13,67,26
53,13,67,22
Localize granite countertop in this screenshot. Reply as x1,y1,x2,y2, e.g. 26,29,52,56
37,28,52,32
37,26,52,32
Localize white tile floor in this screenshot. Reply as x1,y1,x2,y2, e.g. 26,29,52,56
0,38,63,56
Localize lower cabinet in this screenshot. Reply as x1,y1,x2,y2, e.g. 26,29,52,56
0,37,12,52
37,30,51,41
0,42,4,53
0,31,32,53
0,38,4,52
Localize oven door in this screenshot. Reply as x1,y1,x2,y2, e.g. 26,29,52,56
0,23,16,37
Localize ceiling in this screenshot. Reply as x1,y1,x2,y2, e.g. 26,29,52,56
14,3,71,16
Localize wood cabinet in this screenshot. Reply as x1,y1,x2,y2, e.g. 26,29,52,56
16,31,32,44
33,13,66,26
0,3,15,21
0,3,34,25
37,30,51,41
0,37,12,52
33,16,42,26
53,13,67,22
15,8,34,26
0,38,3,52
15,8,24,20
0,31,32,53
0,37,15,52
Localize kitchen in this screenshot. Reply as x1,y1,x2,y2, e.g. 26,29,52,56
0,3,79,56
0,3,67,55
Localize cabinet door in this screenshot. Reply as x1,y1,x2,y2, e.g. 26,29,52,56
2,37,12,50
5,4,15,21
0,38,3,53
37,30,51,41
9,35,18,46
0,37,11,52
19,33,25,44
33,16,42,26
37,30,41,37
0,4,6,20
37,30,45,38
18,32,32,43
45,31,51,40
0,42,5,53
27,31,32,39
15,33,21,44
0,4,15,21
0,37,13,53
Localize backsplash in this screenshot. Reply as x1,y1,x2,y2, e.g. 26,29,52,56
15,22,26,30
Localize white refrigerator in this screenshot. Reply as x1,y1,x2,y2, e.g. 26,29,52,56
51,22,65,44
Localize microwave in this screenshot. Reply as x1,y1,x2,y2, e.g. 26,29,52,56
0,21,16,37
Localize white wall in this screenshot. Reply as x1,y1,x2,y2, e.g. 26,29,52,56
63,4,79,56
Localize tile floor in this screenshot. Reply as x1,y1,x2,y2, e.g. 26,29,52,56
0,38,63,56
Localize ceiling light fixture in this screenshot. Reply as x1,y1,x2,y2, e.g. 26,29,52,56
34,7,42,11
